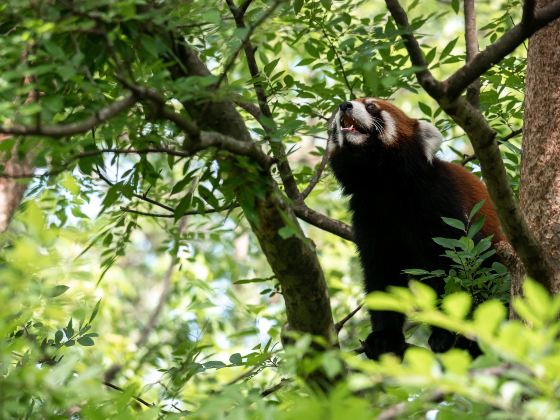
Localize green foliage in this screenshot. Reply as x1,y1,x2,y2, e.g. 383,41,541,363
363,280,560,419
405,202,510,305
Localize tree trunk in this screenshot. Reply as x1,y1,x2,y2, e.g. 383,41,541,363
171,43,337,345
514,0,560,296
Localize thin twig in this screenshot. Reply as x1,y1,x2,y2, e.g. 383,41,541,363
300,148,330,200
464,0,480,107
335,304,363,333
261,378,292,397
461,128,522,165
103,381,156,410
121,204,238,218
320,25,354,99
216,0,284,89
95,169,175,213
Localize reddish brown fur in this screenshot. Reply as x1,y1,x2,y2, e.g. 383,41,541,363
445,163,505,243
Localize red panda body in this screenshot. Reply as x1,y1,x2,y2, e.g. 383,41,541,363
328,98,504,359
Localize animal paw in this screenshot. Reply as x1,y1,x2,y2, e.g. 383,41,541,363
428,327,456,353
362,330,406,360
455,334,482,358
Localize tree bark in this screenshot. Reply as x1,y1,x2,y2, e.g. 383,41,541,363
0,138,32,231
514,0,560,296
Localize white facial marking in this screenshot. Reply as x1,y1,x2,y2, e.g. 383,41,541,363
334,110,343,146
418,120,443,163
379,110,397,145
348,100,374,130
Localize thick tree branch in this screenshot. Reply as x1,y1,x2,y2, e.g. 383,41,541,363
293,202,353,241
0,94,136,138
384,0,444,98
444,0,560,98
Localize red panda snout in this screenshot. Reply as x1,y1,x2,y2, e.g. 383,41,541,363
328,97,444,163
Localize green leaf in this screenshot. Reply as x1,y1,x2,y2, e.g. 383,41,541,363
433,237,461,249
442,217,466,231
229,353,242,365
474,300,506,336
263,58,280,76
425,47,437,65
321,352,342,379
320,0,332,9
467,216,485,239
278,225,297,239
469,200,486,220
234,275,275,285
89,300,102,324
451,0,460,14
409,281,437,309
365,291,411,312
198,185,219,209
203,361,226,369
440,37,458,59
171,176,193,196
50,285,70,297
55,330,63,344
418,102,432,117
403,268,432,276
294,0,304,14
174,194,193,220
443,292,471,319
65,319,74,338
77,336,95,346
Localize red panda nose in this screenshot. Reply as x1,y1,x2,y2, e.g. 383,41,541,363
339,101,353,112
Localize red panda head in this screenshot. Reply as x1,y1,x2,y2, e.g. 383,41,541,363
328,98,443,163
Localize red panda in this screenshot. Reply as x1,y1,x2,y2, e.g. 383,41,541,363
328,98,504,359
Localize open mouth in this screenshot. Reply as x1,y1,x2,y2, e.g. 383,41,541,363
340,115,367,134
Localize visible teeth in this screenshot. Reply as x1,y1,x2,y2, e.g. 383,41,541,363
341,125,354,132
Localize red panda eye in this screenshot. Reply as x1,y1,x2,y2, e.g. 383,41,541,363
366,103,376,112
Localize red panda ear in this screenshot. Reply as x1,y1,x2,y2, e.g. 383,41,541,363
417,120,443,163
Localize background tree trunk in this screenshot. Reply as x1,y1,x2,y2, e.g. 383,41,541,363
514,0,560,296
0,144,31,232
